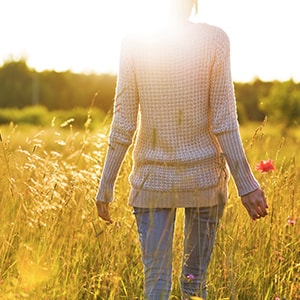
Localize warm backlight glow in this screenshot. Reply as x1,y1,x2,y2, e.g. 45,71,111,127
1,0,300,81
120,0,170,34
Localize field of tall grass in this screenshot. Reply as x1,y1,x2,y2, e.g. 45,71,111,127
0,116,299,299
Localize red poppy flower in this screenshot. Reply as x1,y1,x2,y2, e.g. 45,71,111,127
287,216,296,226
255,159,275,173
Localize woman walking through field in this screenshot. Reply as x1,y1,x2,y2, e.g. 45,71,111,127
96,0,268,299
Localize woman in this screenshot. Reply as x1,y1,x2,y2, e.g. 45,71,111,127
96,0,268,299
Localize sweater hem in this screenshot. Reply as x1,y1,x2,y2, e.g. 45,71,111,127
128,181,228,208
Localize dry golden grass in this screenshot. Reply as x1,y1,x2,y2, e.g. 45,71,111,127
0,119,299,299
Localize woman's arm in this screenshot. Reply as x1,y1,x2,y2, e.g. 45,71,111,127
96,36,139,203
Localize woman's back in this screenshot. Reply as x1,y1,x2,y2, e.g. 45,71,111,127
118,23,237,164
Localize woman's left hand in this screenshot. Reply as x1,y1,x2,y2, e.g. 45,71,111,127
241,188,268,220
96,201,113,223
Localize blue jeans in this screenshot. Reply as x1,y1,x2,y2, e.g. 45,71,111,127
134,203,225,300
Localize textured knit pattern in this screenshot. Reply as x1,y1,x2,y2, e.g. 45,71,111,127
96,22,259,208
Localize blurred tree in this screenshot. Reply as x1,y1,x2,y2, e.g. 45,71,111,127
0,58,33,108
234,78,271,123
0,59,117,112
37,71,116,111
259,79,300,129
6,58,299,132
96,74,117,112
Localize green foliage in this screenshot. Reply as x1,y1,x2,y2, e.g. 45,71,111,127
234,78,272,124
0,122,299,299
0,106,107,129
0,106,50,125
37,71,116,111
0,59,34,108
259,79,300,128
1,59,300,131
0,59,116,112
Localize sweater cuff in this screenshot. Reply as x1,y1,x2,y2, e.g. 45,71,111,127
96,142,129,202
217,130,260,196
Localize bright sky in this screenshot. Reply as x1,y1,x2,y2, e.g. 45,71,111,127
1,0,299,82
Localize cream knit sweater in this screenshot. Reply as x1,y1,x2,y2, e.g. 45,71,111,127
96,22,259,208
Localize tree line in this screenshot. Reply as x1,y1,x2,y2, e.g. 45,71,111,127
0,59,299,128
0,59,116,113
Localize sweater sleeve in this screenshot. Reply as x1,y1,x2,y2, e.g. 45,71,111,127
96,142,128,202
209,29,260,196
217,131,260,196
96,37,139,202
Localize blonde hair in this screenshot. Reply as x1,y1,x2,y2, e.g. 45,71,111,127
169,0,199,19
193,0,198,14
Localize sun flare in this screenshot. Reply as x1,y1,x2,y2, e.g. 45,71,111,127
118,0,170,35
1,0,298,80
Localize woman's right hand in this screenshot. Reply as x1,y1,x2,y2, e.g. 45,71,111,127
96,201,113,223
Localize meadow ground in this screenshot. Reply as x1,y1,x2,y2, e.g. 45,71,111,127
0,119,299,299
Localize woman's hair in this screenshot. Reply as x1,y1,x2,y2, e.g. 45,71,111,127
193,0,198,14
169,0,198,19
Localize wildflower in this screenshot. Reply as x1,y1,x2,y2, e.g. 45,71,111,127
255,159,275,173
275,297,280,300
274,251,285,262
186,274,195,280
287,216,296,226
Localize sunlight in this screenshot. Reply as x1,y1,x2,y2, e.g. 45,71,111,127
119,0,170,34
80,0,172,73
1,0,299,80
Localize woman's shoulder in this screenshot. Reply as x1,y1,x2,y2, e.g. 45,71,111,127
193,22,229,40
120,22,230,49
